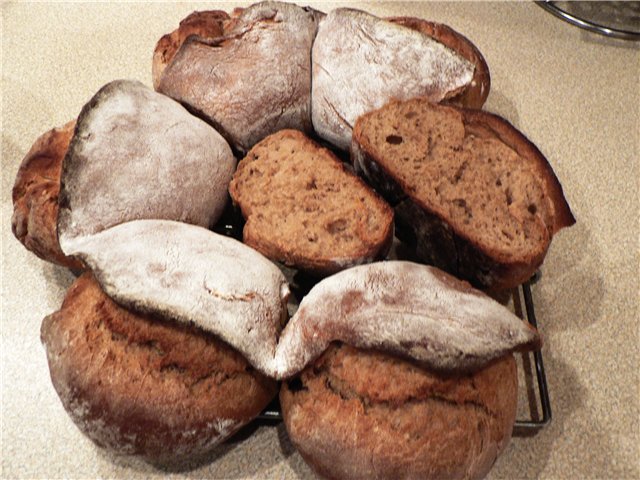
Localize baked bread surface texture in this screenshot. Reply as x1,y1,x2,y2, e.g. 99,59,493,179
41,273,278,464
229,129,394,275
11,121,83,270
281,344,518,480
352,98,575,290
273,261,540,378
152,10,230,90
57,79,235,251
311,8,476,151
61,219,290,377
158,1,319,153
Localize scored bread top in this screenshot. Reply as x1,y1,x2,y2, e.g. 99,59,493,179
62,219,290,377
352,98,575,283
311,8,476,151
158,1,319,154
229,129,394,276
57,80,235,252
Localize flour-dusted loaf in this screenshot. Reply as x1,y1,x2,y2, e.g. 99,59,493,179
158,1,319,154
62,219,290,377
229,130,393,276
281,344,518,480
311,8,483,151
152,10,230,90
273,261,541,378
41,273,277,465
11,121,83,270
352,99,575,290
57,79,235,252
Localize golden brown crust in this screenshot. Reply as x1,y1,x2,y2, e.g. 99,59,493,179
388,16,490,109
152,10,230,90
11,121,84,270
40,272,277,464
281,344,517,480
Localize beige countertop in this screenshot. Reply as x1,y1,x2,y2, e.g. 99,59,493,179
2,2,638,479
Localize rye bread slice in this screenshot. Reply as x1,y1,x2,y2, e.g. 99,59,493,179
352,98,575,290
229,129,394,276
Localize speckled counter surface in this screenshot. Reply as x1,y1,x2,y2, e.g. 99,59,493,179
1,2,638,479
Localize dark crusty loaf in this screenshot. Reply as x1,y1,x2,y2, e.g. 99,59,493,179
11,121,83,270
41,272,278,465
158,1,319,153
352,98,575,290
281,343,518,480
229,129,393,276
152,10,230,90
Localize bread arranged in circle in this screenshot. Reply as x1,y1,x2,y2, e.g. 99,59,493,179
352,98,575,290
57,79,236,253
158,1,319,153
11,121,83,270
229,129,394,276
281,344,518,480
41,272,278,465
311,8,486,151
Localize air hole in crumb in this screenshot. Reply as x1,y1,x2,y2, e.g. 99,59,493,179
528,204,537,214
386,135,403,145
326,219,348,234
496,179,502,187
505,189,513,206
405,111,418,119
306,178,317,190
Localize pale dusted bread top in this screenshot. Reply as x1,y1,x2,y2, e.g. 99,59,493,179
63,219,290,377
58,80,235,252
158,1,318,153
274,261,541,377
312,8,475,151
353,99,575,268
229,130,393,275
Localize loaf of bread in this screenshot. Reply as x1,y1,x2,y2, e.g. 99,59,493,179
61,219,290,376
281,344,517,480
352,98,575,290
152,10,230,90
312,8,488,151
229,129,393,276
158,1,319,153
11,121,83,270
58,79,235,252
41,272,277,465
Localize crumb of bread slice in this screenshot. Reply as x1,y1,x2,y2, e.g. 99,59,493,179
352,98,574,289
230,129,393,275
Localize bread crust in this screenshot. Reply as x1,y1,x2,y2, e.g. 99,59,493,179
387,17,490,109
158,2,319,154
152,10,230,90
229,129,394,276
281,344,518,480
352,100,575,290
41,272,277,465
11,121,84,270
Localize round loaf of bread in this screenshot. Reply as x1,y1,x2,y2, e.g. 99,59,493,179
280,343,518,480
41,272,277,465
11,121,83,270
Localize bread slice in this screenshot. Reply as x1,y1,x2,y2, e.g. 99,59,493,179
152,10,229,90
352,98,575,290
229,129,393,276
11,121,83,270
158,1,319,153
311,8,485,151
